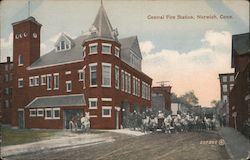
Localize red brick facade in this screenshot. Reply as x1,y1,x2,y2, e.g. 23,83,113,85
10,6,152,129
0,57,13,124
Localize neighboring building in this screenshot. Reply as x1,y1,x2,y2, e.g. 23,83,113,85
151,85,171,112
218,73,234,126
11,3,152,129
0,57,13,124
229,32,250,132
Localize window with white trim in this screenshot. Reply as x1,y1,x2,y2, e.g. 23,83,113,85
29,109,36,117
34,76,40,86
65,71,71,75
45,108,52,119
41,75,46,85
89,98,98,109
29,77,35,87
102,106,112,118
89,63,97,87
222,95,228,103
121,70,124,91
230,84,234,91
47,74,52,90
83,66,86,88
115,66,119,89
18,54,24,66
37,109,44,117
83,46,86,58
102,63,111,87
53,73,59,90
18,78,24,88
133,76,136,95
78,69,84,81
66,81,72,92
53,108,60,119
102,43,111,54
115,47,120,57
128,73,131,93
89,43,98,54
124,72,128,92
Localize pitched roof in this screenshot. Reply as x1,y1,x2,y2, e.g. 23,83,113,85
119,36,142,59
29,34,143,70
88,3,118,41
25,94,86,108
28,35,87,69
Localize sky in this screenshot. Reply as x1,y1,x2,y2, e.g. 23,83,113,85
0,0,249,107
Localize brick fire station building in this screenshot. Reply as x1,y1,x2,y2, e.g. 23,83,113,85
11,4,152,129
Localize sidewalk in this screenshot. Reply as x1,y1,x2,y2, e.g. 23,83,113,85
219,127,250,160
1,131,114,158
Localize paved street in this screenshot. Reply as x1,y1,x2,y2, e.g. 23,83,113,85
6,131,230,160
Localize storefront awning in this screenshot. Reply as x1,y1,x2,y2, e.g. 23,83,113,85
25,94,86,108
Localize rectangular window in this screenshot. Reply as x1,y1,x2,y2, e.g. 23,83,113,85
18,55,24,66
115,47,120,57
89,43,98,54
230,84,234,91
128,74,131,93
78,70,84,81
102,106,112,118
37,109,44,117
222,76,227,82
89,63,97,87
222,84,227,92
89,98,98,109
124,73,128,92
83,66,86,88
34,76,40,86
133,77,136,95
61,41,65,50
18,78,24,88
115,66,119,89
41,75,46,85
47,74,52,90
66,81,72,92
29,77,35,87
102,43,111,54
83,46,86,58
229,75,234,82
4,88,9,95
121,70,124,91
53,73,59,90
9,74,13,81
102,63,111,87
53,108,60,119
45,108,52,119
29,109,36,117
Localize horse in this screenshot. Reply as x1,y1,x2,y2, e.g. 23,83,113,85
149,116,158,133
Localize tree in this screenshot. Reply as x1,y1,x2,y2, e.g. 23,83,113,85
179,90,199,106
210,100,220,107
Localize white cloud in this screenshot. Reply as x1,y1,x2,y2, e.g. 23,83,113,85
139,41,155,55
0,32,13,62
141,30,233,107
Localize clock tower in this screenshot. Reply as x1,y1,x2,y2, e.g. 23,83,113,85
12,16,41,67
11,17,41,127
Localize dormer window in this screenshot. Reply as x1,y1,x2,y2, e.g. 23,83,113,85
55,33,74,52
61,41,65,50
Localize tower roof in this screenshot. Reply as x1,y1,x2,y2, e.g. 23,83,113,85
12,16,42,26
88,2,118,41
